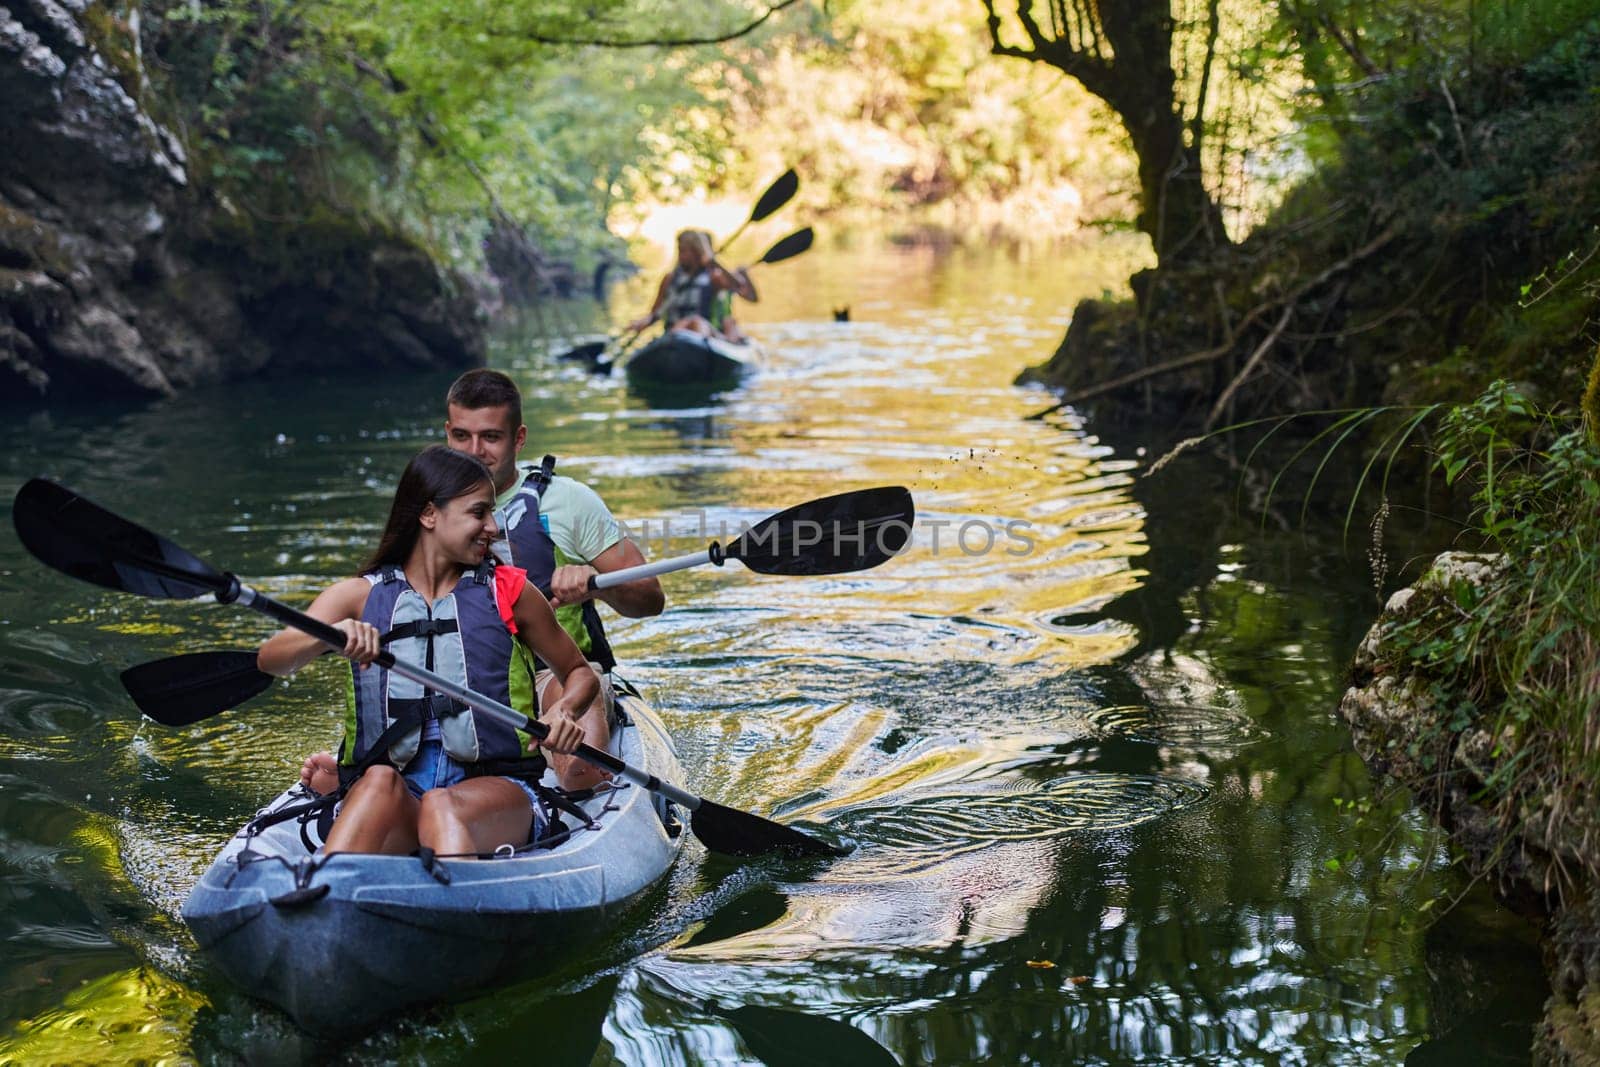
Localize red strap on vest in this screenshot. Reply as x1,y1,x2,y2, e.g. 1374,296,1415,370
494,565,528,634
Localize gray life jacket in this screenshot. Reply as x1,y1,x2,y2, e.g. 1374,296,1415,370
341,561,539,770
661,265,714,324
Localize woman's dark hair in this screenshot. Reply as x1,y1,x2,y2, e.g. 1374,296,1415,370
363,445,495,571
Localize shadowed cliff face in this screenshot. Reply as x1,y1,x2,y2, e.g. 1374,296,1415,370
0,0,483,403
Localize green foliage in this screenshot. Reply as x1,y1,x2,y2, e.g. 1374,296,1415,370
1380,382,1600,882
1585,343,1600,446
125,0,763,271
1234,5,1600,422
684,0,1135,234
1276,11,1600,232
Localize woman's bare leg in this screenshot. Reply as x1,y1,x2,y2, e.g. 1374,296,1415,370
669,315,713,336
417,778,534,855
538,673,612,792
322,765,420,855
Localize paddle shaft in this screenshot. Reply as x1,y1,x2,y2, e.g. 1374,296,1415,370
598,324,643,357
15,477,842,857
583,483,912,590
713,167,797,258
708,227,809,282
610,326,649,362
588,548,715,591
714,224,749,256
224,580,702,812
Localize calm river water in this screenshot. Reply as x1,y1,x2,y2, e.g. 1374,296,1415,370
0,234,1546,1063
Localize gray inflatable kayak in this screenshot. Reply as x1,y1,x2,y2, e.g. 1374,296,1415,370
182,680,685,1035
623,328,760,387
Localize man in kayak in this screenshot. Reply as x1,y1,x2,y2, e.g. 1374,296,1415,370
303,369,664,796
627,229,757,340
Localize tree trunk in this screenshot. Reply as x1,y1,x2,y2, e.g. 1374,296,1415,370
984,0,1229,266
1121,87,1226,266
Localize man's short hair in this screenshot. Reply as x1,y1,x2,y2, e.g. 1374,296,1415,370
447,369,522,429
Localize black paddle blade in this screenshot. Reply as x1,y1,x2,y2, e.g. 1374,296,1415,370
557,340,608,365
727,486,914,577
713,1004,899,1067
12,478,227,599
690,798,845,858
121,650,274,725
759,227,814,266
750,168,798,223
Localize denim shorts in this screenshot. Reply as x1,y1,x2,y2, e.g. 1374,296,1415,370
403,738,547,842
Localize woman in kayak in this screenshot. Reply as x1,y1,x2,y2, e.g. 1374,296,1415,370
697,229,757,343
259,445,598,857
627,228,757,339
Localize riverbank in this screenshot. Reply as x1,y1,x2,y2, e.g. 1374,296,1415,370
1326,378,1600,1062
1021,18,1600,438
1015,18,1600,1059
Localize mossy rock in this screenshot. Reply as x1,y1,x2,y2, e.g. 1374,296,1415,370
78,5,139,86
0,202,70,276
1537,986,1600,1065
200,206,404,292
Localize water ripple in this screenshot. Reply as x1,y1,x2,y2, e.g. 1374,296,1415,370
830,772,1209,851
1083,704,1268,749
6,922,117,950
0,689,100,741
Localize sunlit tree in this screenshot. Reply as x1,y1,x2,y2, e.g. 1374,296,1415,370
981,0,1230,266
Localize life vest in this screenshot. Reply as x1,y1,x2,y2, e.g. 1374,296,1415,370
494,455,617,671
662,265,714,324
710,289,733,332
340,561,540,771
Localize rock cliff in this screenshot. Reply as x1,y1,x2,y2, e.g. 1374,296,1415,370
0,0,483,403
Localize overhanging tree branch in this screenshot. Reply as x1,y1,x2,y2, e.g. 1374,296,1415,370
491,0,802,48
1205,303,1294,430
983,0,1111,91
983,0,1225,266
1189,0,1221,157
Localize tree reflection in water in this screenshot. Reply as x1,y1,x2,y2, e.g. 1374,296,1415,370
609,444,1543,1065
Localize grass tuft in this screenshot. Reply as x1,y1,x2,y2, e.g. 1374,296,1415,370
1375,380,1600,894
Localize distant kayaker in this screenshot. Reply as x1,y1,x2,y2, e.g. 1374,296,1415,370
698,229,756,343
627,228,758,340
303,368,666,799
260,445,598,857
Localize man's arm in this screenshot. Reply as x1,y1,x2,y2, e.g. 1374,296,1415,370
586,537,665,618
547,537,664,617
544,478,665,618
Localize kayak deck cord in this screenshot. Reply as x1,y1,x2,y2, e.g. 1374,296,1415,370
224,697,646,871
224,847,331,891
226,777,630,873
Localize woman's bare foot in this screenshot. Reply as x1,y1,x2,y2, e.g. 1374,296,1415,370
300,751,339,796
